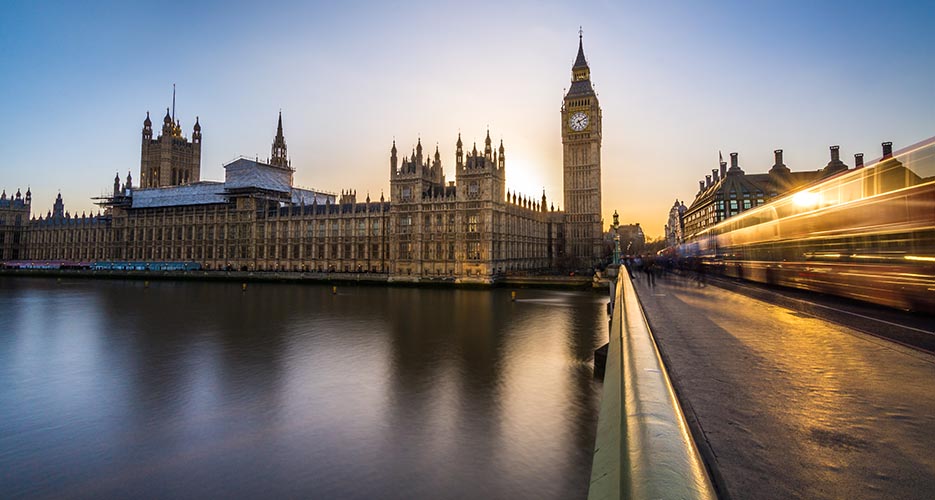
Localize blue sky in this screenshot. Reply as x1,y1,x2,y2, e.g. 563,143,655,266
1,0,933,236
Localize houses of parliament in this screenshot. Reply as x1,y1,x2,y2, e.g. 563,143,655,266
1,36,606,281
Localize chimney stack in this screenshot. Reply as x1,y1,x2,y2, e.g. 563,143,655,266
774,149,783,165
699,180,705,192
712,169,719,182
705,174,712,188
855,153,864,168
730,152,738,169
830,145,840,162
822,145,848,176
882,142,893,159
720,160,727,179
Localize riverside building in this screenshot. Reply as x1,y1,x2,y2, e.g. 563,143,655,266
14,36,606,281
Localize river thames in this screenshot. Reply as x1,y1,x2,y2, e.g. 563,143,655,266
0,277,606,499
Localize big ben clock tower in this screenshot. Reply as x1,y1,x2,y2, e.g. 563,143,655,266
562,30,603,267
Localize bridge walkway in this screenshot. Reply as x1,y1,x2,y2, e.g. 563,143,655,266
631,271,935,500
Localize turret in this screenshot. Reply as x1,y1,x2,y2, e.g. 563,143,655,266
126,171,133,190
143,111,152,139
390,140,398,175
484,129,492,160
456,133,463,168
162,108,172,135
25,187,31,205
498,139,505,169
192,116,201,144
52,192,65,218
113,172,121,196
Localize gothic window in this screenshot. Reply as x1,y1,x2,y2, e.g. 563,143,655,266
467,241,481,260
468,182,479,198
467,214,478,233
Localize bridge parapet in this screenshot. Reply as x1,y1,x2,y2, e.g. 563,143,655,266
588,269,718,500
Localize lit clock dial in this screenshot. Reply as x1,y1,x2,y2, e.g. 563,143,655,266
569,111,589,131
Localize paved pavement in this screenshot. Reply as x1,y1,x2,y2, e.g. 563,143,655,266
631,271,935,500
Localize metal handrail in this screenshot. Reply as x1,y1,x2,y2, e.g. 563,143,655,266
589,269,717,500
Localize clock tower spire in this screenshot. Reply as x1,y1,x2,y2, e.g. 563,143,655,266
561,29,603,268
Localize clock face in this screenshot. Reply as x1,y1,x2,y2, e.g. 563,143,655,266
569,111,589,131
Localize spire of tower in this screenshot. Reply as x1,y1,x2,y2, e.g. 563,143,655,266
270,111,288,168
573,27,588,69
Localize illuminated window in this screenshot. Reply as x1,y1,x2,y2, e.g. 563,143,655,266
467,241,481,260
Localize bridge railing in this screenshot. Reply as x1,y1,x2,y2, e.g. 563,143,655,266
589,268,718,500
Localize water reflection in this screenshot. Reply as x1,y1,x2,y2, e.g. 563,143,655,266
0,278,605,499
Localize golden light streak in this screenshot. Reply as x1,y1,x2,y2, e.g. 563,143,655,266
792,190,819,208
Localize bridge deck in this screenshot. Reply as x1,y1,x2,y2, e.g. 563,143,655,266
632,272,935,500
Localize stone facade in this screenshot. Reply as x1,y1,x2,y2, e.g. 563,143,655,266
665,199,687,247
562,33,603,267
14,36,606,280
0,188,30,261
682,149,827,238
140,107,202,188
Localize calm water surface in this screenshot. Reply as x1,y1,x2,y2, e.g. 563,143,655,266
0,277,606,499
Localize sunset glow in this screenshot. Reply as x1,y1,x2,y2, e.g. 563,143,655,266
1,1,933,237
